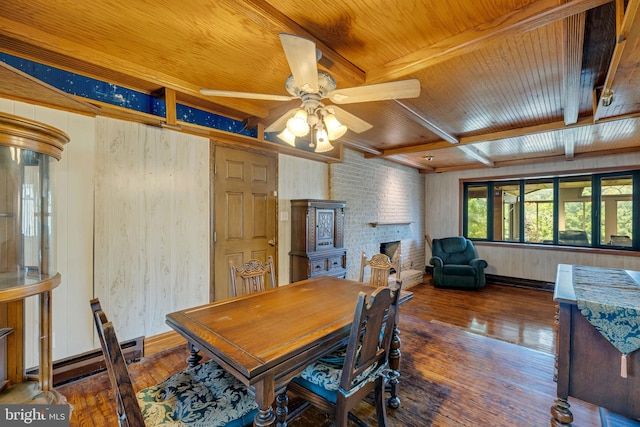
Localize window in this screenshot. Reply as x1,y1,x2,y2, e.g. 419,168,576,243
524,180,554,244
600,175,633,246
465,184,488,239
559,177,592,247
493,182,520,242
462,171,639,250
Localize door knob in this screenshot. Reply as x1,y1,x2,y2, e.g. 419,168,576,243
268,239,275,246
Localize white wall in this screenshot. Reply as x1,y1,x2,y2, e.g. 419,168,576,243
330,150,425,280
425,154,640,283
277,154,328,285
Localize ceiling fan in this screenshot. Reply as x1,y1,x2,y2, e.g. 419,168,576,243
200,33,421,152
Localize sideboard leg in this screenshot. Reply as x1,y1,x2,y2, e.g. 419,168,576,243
550,397,573,426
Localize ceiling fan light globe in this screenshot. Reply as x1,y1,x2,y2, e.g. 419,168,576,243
277,128,297,146
286,109,310,137
323,114,348,140
314,129,333,153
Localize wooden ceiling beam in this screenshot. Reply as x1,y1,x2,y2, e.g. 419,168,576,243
366,0,612,84
564,129,576,158
239,0,365,87
341,139,383,156
458,145,494,167
562,10,586,125
426,144,640,173
594,0,640,121
375,110,640,161
375,117,593,156
394,100,459,144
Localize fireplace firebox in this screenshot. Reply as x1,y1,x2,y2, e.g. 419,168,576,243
379,241,400,274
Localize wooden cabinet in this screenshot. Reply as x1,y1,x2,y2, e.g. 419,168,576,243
290,200,346,282
0,112,69,403
551,264,640,424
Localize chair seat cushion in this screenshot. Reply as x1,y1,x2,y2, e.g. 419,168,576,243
294,354,382,401
137,360,258,427
442,264,476,276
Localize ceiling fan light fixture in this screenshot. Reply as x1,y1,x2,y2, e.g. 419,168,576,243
323,113,348,140
314,128,333,153
286,109,310,137
277,128,297,146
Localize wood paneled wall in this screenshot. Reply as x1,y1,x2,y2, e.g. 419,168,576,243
93,117,210,342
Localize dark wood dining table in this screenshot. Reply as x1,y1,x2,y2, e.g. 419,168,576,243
166,275,413,427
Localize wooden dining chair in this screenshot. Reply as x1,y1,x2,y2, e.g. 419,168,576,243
229,256,276,297
287,285,401,427
90,298,258,427
359,250,401,287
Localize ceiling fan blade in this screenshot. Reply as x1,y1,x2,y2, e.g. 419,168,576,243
265,108,298,132
327,106,373,133
199,89,294,102
329,79,421,104
279,33,319,93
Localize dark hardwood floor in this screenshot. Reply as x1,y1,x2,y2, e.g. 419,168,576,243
57,279,601,426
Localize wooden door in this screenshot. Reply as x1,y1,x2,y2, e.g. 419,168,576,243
213,146,277,301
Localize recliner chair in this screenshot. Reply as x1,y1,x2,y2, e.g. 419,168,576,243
429,236,488,289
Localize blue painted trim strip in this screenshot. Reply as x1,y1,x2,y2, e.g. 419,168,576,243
0,53,256,138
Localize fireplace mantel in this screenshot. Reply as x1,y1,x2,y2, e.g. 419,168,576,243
369,221,412,227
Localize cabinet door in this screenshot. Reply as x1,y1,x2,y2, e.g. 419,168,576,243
315,208,336,251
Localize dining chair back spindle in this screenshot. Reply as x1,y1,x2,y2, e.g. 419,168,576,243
287,285,401,427
229,256,276,297
90,298,258,427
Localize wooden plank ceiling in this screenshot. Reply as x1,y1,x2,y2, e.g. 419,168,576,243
0,0,637,172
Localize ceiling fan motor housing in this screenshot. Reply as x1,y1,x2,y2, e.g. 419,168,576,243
285,70,336,98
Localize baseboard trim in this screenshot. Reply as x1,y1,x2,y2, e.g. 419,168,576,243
36,331,188,387
28,336,144,387
485,274,554,291
424,266,554,291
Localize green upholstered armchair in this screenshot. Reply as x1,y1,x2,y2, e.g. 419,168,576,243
429,236,488,289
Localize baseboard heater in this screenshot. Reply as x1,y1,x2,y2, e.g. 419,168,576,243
26,336,144,387
424,266,554,291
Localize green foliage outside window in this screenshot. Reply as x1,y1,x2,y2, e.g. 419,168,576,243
467,197,487,239
524,187,553,243
463,173,637,249
564,202,592,235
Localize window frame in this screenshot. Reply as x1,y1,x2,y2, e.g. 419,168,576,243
462,170,640,251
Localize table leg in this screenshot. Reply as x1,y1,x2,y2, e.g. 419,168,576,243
253,376,276,427
186,343,202,368
550,397,573,426
275,391,288,427
387,325,402,409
